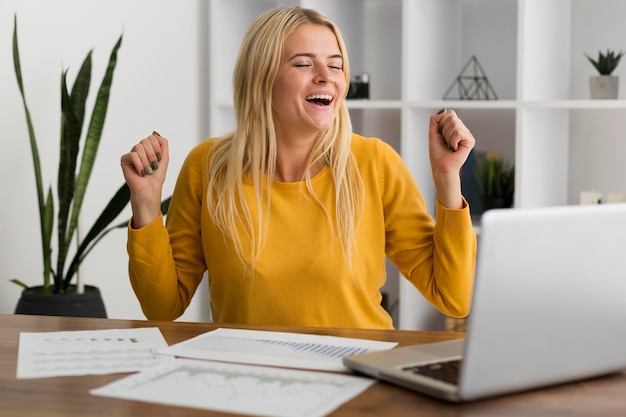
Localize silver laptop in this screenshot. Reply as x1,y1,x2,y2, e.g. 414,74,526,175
344,203,626,402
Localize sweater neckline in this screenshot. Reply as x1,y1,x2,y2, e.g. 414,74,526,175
243,165,330,189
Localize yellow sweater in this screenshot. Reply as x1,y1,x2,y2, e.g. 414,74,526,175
128,134,476,329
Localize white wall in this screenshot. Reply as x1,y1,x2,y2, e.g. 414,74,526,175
568,0,626,203
0,0,211,321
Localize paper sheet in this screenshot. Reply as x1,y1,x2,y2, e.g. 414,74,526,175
91,358,375,417
158,328,397,372
17,327,173,379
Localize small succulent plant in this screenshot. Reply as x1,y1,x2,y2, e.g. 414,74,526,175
585,49,625,75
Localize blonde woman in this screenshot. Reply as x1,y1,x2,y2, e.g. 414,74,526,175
120,7,477,329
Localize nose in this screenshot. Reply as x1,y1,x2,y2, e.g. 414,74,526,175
314,66,333,84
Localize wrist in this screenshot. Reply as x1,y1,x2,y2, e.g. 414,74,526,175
130,193,163,228
433,172,464,209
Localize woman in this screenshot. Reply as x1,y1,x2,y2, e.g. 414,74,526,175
120,7,477,329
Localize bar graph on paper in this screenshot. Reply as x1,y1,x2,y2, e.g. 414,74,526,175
187,334,371,359
158,328,397,372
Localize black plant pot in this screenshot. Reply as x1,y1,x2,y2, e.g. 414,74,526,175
14,285,107,318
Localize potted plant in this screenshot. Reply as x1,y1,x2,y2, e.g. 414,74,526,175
585,49,624,99
474,151,515,213
10,17,166,317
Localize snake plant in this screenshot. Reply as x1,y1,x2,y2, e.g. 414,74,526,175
12,16,139,294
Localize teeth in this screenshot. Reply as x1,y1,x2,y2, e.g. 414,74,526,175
306,94,333,102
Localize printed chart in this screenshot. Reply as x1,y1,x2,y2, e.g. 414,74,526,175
91,358,375,417
17,327,172,378
158,328,397,372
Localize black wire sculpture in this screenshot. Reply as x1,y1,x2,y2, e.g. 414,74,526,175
443,55,498,100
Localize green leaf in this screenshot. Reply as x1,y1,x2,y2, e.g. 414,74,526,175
160,196,172,216
43,187,54,292
65,34,123,283
57,70,83,280
10,279,29,289
57,53,93,251
63,183,130,287
70,51,92,130
13,15,50,290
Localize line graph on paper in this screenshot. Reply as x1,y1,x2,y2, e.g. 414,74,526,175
91,359,375,417
157,328,397,372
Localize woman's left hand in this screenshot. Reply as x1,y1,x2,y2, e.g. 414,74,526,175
428,109,476,209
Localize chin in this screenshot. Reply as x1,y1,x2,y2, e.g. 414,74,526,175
310,115,338,131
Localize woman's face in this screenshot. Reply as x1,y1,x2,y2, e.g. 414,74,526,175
272,23,346,140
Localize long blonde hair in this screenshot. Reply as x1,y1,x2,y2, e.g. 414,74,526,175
206,7,363,269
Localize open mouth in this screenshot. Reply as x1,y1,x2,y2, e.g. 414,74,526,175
305,94,333,106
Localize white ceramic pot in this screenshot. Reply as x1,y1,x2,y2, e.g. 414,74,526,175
589,75,619,99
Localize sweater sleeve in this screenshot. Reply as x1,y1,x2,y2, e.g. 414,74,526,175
127,141,209,320
379,141,477,318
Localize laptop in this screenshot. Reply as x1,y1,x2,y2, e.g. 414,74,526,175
344,203,626,402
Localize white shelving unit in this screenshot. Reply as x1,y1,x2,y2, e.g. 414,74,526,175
207,0,626,329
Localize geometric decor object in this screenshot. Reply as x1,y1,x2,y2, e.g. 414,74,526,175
443,55,498,100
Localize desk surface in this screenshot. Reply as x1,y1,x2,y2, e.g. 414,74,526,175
2,314,625,417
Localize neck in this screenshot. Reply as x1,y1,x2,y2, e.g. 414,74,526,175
273,160,324,182
273,132,323,182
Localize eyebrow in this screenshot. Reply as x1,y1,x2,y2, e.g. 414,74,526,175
287,52,343,61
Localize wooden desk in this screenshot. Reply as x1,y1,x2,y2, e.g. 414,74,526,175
1,314,625,417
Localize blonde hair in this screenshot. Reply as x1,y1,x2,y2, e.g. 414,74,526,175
206,7,363,270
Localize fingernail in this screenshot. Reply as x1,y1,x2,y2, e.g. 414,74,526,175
153,131,161,137
156,152,162,162
151,161,158,171
146,165,154,175
437,108,446,114
140,169,146,177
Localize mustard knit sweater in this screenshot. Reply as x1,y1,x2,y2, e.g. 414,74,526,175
127,134,476,329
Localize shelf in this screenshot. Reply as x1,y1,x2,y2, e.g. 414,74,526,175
207,0,626,331
345,100,402,110
408,100,517,110
522,100,626,109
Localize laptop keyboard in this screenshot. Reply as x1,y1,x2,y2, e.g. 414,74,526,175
402,359,461,385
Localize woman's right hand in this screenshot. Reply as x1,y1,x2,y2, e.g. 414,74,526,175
120,132,169,228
